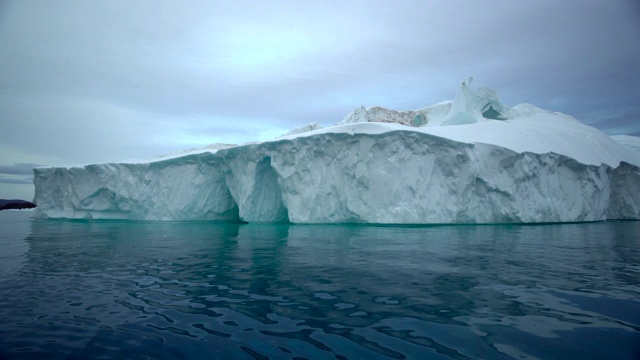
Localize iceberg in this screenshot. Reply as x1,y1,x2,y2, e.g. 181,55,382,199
32,79,640,223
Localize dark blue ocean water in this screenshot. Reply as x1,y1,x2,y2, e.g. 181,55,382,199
0,211,638,359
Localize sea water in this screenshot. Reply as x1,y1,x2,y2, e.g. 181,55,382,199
0,211,638,359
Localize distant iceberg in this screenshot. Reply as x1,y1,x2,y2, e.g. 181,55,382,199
32,79,640,223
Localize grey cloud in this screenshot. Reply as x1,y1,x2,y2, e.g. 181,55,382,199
579,108,640,136
0,0,639,173
0,176,33,185
0,163,41,176
0,163,38,187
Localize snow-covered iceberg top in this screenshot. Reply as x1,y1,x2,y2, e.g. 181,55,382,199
32,79,640,224
61,77,640,168
338,77,517,127
280,78,640,168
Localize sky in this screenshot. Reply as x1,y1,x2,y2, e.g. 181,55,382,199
1,0,639,201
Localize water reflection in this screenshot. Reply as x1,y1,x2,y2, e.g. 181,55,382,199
0,212,31,278
0,219,638,359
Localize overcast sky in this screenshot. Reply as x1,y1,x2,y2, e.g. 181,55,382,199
1,0,639,201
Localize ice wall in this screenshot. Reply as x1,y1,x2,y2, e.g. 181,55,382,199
32,131,640,223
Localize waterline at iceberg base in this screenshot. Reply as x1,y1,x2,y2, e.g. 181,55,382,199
32,79,640,223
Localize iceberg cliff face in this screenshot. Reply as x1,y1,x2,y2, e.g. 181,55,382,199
32,129,640,224
32,80,640,223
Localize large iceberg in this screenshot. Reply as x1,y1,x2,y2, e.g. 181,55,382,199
32,79,640,223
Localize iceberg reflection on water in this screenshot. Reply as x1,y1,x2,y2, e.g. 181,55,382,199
0,213,639,359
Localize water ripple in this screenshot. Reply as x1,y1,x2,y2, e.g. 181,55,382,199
0,215,639,359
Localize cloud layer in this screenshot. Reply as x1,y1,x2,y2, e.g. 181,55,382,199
1,0,639,199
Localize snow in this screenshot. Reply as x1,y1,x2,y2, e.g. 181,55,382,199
32,79,640,223
277,115,639,168
282,79,639,168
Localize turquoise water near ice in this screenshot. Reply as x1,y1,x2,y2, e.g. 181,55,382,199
0,211,639,359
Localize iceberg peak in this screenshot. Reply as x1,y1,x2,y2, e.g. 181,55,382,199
441,77,517,126
337,77,521,129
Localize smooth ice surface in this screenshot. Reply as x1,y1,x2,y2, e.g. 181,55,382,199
32,80,640,223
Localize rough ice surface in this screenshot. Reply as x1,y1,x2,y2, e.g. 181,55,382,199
32,79,640,223
340,106,421,126
441,78,517,125
278,122,323,138
338,77,516,128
